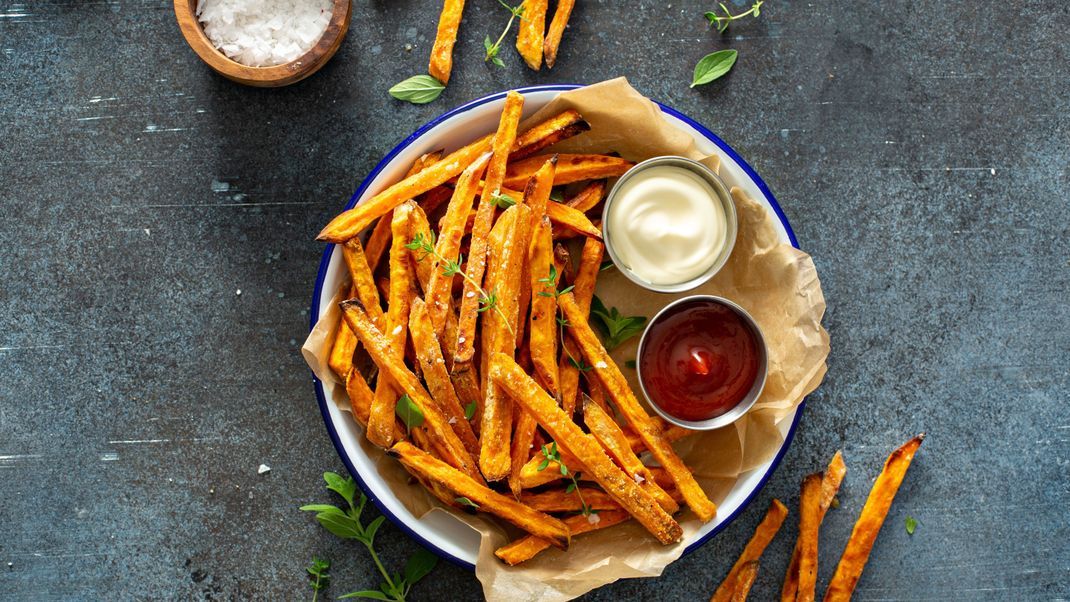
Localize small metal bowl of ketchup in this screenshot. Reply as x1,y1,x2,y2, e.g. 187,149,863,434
636,295,768,430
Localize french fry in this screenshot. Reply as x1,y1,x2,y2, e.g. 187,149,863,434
425,153,490,337
624,421,696,455
560,237,604,415
559,292,718,522
794,474,824,602
503,154,634,190
520,487,620,513
328,292,359,379
364,151,443,272
344,365,375,426
341,300,482,481
319,105,586,243
546,201,603,240
366,205,418,448
408,298,479,456
824,435,924,601
728,561,760,602
583,397,678,513
508,215,559,495
410,426,464,508
479,204,532,480
509,109,590,161
428,0,465,85
495,510,631,566
490,353,683,544
515,156,558,349
782,451,846,602
389,441,570,548
542,0,575,69
515,0,548,70
453,92,525,418
566,180,606,213
341,238,387,328
407,204,435,293
711,499,789,602
518,444,584,489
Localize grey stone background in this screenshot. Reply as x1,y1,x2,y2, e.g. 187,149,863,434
1,0,1067,600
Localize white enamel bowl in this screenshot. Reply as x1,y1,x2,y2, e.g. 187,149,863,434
309,85,804,568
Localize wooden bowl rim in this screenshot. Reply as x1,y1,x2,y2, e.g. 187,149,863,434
175,0,351,85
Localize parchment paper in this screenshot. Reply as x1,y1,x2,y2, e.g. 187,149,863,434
302,78,829,601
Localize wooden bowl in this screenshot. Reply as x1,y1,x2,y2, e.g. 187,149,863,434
174,0,351,87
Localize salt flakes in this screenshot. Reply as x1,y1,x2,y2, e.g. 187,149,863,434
257,463,271,474
586,513,601,525
197,0,332,67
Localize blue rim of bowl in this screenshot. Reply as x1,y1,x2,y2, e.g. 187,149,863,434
308,84,805,571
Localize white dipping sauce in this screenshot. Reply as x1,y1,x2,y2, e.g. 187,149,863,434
606,164,727,286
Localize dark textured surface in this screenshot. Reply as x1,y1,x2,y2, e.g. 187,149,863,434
1,1,1068,600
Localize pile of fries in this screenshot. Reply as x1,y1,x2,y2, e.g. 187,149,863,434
430,0,576,84
320,90,726,564
708,435,925,601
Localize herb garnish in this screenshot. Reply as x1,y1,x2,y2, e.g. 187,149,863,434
484,0,525,67
395,394,425,431
537,265,574,298
455,496,480,509
537,442,597,517
691,49,738,88
490,192,518,209
705,0,763,33
406,233,513,337
389,75,446,105
905,516,918,535
590,296,647,351
307,557,330,602
464,401,477,421
301,472,438,601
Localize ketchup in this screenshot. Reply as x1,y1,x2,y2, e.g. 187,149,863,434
639,299,760,422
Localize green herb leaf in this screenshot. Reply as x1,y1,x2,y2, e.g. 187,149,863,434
307,557,331,595
565,481,577,494
323,472,357,508
599,260,615,272
455,496,480,509
491,193,517,209
395,394,425,430
389,75,445,105
402,548,439,587
340,590,392,600
464,401,477,421
830,496,840,509
550,189,565,202
691,49,738,88
307,506,364,540
624,360,637,369
905,516,918,535
365,515,386,544
590,296,647,351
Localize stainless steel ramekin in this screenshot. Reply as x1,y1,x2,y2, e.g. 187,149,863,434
636,295,768,430
601,156,738,294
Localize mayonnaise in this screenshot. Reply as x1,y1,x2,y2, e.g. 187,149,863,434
605,164,727,286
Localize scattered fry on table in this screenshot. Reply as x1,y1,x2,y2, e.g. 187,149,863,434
515,0,548,70
795,473,824,602
728,561,760,602
711,498,788,602
389,441,570,549
823,435,924,601
542,0,575,69
428,0,465,84
782,451,846,601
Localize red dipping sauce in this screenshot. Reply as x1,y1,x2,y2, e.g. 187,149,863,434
639,298,762,423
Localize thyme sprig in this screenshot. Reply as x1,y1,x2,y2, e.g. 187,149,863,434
537,442,598,517
705,0,763,33
484,0,525,67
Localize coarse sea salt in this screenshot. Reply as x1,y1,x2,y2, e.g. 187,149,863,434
197,0,332,67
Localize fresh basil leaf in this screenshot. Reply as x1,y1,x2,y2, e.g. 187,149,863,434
339,590,391,600
691,49,738,88
589,295,647,351
323,471,357,507
396,394,425,430
389,75,446,105
403,548,439,587
464,401,477,421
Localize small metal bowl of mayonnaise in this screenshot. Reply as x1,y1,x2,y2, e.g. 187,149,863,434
601,156,737,293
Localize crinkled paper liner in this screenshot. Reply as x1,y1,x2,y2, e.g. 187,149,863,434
302,78,829,601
